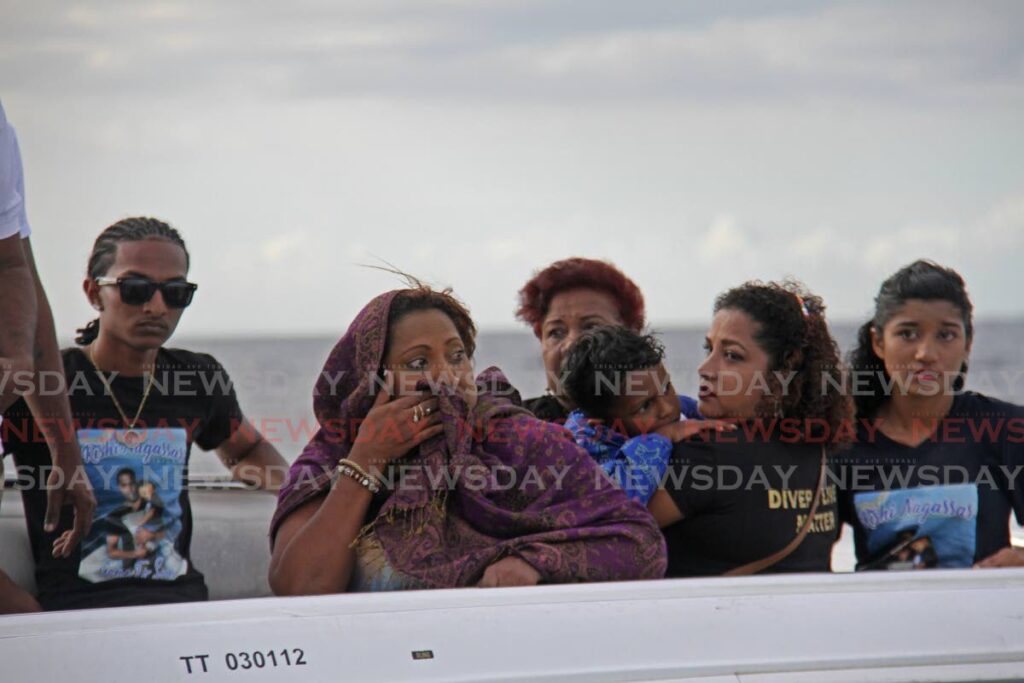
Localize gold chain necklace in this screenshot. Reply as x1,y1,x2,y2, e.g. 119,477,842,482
86,345,157,430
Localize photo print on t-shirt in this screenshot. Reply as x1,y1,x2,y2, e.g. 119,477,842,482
76,428,189,583
854,484,978,569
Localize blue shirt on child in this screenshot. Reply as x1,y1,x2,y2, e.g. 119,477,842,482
565,396,701,503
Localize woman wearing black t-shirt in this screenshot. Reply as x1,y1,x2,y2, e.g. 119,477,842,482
2,217,288,610
841,260,1024,570
649,281,853,577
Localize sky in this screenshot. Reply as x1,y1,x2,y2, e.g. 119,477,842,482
2,0,1023,337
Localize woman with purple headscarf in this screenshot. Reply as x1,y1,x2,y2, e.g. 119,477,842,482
269,286,666,593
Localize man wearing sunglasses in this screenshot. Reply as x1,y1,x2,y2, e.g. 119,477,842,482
94,276,198,309
0,100,96,613
2,211,288,611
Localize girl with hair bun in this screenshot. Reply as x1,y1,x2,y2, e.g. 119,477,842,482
841,260,1024,570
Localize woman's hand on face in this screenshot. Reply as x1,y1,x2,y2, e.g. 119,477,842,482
351,371,444,468
655,419,736,443
477,556,542,588
974,546,1024,569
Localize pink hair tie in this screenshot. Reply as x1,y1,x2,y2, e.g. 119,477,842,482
794,294,812,318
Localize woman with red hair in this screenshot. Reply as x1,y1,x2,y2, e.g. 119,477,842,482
515,258,646,422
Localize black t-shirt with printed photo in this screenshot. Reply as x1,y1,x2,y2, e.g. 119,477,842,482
837,392,1024,569
661,429,838,577
2,347,242,611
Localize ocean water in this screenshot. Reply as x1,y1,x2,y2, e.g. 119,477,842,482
183,320,1024,473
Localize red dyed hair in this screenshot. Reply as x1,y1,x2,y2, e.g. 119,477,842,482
515,258,646,337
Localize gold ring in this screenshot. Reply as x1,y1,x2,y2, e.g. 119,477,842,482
424,406,432,416
412,405,423,423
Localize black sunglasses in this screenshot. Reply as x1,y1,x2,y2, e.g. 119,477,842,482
95,276,198,309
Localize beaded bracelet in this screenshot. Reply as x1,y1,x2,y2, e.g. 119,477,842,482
339,458,384,487
336,458,383,494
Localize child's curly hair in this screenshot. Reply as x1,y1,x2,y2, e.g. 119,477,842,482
560,325,665,420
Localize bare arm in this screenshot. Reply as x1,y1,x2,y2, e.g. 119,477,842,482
268,377,442,595
0,569,40,614
975,546,1024,568
0,233,35,413
648,489,683,528
19,238,96,555
216,417,288,491
106,534,145,560
655,419,736,442
267,462,374,596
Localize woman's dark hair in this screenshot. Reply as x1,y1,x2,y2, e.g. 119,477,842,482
516,258,645,337
849,260,973,419
560,326,664,420
386,286,477,361
76,217,190,346
715,280,852,445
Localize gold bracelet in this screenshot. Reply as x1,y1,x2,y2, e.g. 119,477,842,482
336,462,381,494
338,458,383,488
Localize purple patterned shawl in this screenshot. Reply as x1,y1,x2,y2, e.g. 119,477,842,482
270,290,667,588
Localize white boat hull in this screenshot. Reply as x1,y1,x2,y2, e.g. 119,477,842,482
2,570,1024,682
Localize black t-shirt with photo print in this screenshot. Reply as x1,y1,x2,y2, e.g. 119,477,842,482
2,347,242,611
661,429,838,577
837,392,1024,569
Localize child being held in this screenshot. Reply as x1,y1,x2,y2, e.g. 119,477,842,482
561,326,730,503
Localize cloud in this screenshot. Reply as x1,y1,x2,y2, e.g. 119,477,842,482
698,214,752,264
853,191,1024,273
260,233,305,264
503,3,1024,103
861,225,962,271
2,0,1022,105
979,194,1024,249
5,1,1023,335
787,227,835,263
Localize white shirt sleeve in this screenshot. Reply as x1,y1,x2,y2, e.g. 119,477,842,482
0,101,32,240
